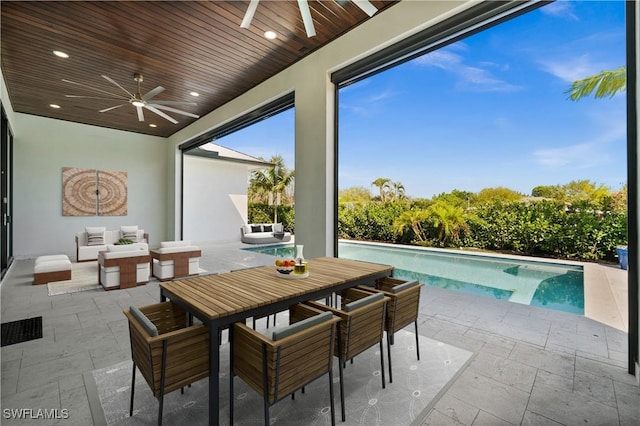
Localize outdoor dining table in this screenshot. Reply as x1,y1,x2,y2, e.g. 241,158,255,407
159,256,394,426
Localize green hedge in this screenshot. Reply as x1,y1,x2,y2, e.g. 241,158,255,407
251,200,627,262
248,204,295,233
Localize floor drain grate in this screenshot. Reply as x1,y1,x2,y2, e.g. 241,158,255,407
1,316,43,347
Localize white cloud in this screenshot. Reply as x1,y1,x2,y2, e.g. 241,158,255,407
368,89,397,103
533,142,604,167
539,54,611,83
340,88,398,116
533,109,625,168
539,2,579,21
414,49,521,93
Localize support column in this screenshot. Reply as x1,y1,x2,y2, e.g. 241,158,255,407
294,71,336,259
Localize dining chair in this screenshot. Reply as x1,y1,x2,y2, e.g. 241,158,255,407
358,277,423,383
124,301,209,426
229,303,340,426
305,288,389,421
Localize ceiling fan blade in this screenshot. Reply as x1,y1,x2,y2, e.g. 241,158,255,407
136,106,145,122
297,0,316,37
240,0,260,28
144,105,178,124
149,104,200,119
149,100,197,106
101,75,135,98
62,79,128,99
65,95,123,100
99,103,128,113
352,0,378,17
142,86,165,101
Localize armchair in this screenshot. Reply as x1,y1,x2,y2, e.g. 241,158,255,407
230,304,340,426
98,243,150,290
357,277,423,383
124,302,209,426
151,241,201,281
305,288,389,421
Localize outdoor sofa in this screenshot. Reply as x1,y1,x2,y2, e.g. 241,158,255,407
240,223,291,244
76,226,149,262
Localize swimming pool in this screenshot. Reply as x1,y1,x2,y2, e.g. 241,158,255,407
244,241,584,314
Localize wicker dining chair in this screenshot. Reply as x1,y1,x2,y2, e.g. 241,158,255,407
357,277,423,383
230,303,341,426
305,288,389,421
124,301,209,426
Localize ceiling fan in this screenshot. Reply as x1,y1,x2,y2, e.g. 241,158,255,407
63,73,200,124
240,0,379,38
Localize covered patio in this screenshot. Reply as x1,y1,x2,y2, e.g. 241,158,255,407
1,243,636,425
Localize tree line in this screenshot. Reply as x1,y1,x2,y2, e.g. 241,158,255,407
337,179,627,262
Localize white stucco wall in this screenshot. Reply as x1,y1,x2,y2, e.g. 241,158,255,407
182,155,249,243
11,113,167,259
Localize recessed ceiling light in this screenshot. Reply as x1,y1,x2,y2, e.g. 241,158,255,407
190,92,199,97
264,30,277,40
149,124,157,128
49,104,61,109
53,51,69,58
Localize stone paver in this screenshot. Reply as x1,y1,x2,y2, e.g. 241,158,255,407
1,244,637,426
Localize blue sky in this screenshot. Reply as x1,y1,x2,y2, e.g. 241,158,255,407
215,1,626,199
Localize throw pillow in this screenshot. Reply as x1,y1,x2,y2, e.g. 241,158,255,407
263,224,273,232
85,227,105,246
273,223,284,233
250,225,263,233
120,225,138,241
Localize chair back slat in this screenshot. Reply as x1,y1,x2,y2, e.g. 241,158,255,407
340,300,386,360
389,286,421,332
369,278,423,335
266,325,335,403
125,302,210,398
232,314,338,405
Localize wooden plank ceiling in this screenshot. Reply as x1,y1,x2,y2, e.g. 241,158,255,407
1,0,397,137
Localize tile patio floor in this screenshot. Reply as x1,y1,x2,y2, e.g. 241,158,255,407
1,242,638,425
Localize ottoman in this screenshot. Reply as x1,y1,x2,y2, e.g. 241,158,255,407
33,255,72,285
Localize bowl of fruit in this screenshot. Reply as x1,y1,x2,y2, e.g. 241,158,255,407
274,258,296,275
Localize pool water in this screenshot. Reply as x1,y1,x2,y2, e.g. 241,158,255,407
244,241,584,314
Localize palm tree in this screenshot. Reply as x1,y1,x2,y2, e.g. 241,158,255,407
426,201,469,246
250,155,294,223
393,209,429,241
371,177,392,202
566,66,626,101
392,181,406,201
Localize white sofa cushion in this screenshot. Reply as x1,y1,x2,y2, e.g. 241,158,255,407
34,259,72,273
153,257,199,279
159,240,192,248
35,254,70,264
156,245,199,254
101,262,150,289
102,243,149,259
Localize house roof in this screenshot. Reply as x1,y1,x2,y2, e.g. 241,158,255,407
185,143,273,171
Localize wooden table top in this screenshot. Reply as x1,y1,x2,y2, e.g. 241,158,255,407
160,256,393,321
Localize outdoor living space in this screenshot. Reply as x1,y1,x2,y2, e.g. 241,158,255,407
1,242,637,426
